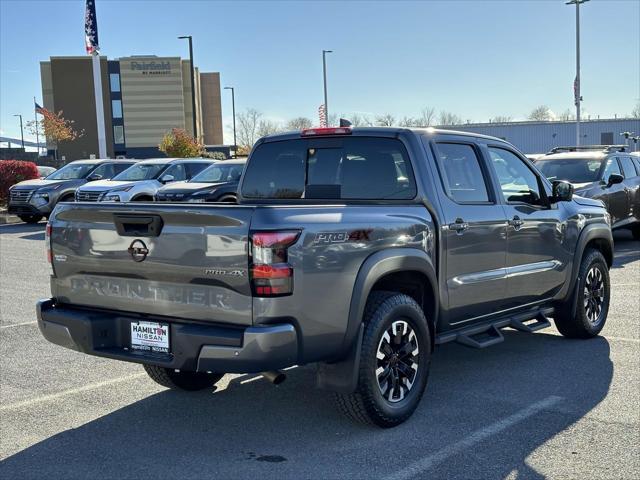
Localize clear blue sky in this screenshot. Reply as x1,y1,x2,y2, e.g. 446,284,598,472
1,0,638,144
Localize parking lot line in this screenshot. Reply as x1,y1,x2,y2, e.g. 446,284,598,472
0,373,147,412
0,321,37,329
386,396,563,480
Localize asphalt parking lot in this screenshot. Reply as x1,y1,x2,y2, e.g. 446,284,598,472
0,222,638,480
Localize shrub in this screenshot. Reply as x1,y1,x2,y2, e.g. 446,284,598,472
0,160,39,203
202,151,227,160
158,128,204,158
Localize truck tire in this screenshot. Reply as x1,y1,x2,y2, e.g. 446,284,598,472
554,248,610,339
143,364,224,391
335,291,431,428
19,214,43,224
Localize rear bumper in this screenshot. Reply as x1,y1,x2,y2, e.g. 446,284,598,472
36,299,298,373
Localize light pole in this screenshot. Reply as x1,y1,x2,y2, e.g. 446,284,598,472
13,114,24,150
566,0,589,146
322,50,332,126
179,35,198,141
224,87,237,157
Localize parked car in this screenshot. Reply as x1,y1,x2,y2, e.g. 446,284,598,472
74,158,215,202
7,158,137,223
38,127,613,427
535,145,640,238
37,166,57,178
155,158,247,203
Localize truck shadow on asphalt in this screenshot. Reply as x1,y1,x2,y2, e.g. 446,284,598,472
1,331,613,479
611,230,640,269
0,222,46,240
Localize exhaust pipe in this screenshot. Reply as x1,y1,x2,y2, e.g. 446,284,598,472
262,370,286,385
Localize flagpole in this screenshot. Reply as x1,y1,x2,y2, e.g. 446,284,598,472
92,52,107,158
33,96,40,157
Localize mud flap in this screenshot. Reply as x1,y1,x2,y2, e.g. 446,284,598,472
316,323,364,394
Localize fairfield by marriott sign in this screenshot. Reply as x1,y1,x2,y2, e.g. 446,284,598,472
130,60,171,75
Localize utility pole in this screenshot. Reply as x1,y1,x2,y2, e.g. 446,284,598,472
13,114,24,150
33,97,40,156
322,50,332,126
179,35,198,140
224,86,236,157
567,0,589,146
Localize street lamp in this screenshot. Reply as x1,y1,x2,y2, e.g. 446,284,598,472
566,0,589,146
13,114,24,150
224,87,237,157
178,35,198,141
322,50,332,126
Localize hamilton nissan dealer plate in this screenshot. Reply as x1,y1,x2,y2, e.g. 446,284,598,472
130,321,170,353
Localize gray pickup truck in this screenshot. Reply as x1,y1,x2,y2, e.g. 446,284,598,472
37,127,613,427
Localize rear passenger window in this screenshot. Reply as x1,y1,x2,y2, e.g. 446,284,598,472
241,137,416,200
632,157,640,176
434,143,490,203
618,156,637,178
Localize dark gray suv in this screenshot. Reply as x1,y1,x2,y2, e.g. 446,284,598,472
8,158,137,223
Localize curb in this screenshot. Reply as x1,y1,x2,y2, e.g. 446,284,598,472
0,212,21,225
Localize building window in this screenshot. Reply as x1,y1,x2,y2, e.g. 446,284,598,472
110,73,121,92
113,125,125,144
112,100,123,118
601,132,614,145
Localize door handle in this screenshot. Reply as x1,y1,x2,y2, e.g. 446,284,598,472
449,218,469,233
509,215,525,231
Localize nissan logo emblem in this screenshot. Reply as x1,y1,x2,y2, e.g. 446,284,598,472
128,239,149,262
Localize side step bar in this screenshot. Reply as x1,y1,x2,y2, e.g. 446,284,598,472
435,308,554,349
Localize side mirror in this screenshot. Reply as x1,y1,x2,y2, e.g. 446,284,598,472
551,180,574,202
87,174,102,181
606,173,624,187
160,174,175,184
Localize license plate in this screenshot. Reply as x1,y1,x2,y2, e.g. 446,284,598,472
130,321,170,353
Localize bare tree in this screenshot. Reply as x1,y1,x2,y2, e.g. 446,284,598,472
632,101,640,119
348,113,374,127
558,109,576,121
438,111,462,126
399,116,419,127
528,105,553,121
257,119,283,138
375,113,396,127
286,117,313,131
491,115,513,123
418,107,437,127
236,108,262,148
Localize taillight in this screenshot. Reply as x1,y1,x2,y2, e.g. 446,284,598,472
45,222,52,264
250,230,300,297
300,127,352,137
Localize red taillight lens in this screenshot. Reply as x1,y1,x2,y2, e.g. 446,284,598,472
251,231,300,264
250,230,300,297
301,127,352,137
45,223,52,264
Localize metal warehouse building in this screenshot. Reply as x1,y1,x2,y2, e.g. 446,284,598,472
442,118,640,154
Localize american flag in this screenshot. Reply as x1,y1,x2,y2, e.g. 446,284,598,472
85,0,100,55
34,102,46,115
318,104,327,128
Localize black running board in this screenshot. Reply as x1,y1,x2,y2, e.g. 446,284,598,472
435,308,554,349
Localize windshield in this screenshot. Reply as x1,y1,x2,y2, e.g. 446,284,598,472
45,163,95,180
536,158,603,184
113,163,167,181
191,163,244,183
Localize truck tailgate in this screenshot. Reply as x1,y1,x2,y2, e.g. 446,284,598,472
49,203,254,326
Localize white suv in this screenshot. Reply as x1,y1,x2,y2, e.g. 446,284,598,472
75,158,215,202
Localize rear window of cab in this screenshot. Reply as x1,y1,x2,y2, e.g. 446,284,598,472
241,137,417,200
